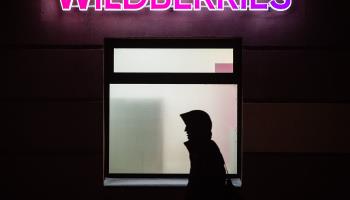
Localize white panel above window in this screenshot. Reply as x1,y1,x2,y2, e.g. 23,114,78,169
114,48,234,73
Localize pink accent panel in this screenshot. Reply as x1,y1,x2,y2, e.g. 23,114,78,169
215,63,234,73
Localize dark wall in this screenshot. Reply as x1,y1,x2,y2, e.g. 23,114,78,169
2,0,350,199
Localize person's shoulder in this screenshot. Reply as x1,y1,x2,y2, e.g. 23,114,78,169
208,140,222,153
209,140,220,148
209,140,225,162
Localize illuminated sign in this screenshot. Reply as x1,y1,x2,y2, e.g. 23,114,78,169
60,0,292,11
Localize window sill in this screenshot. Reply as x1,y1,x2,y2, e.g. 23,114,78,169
104,178,242,187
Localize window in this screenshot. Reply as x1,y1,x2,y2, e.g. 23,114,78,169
104,39,242,185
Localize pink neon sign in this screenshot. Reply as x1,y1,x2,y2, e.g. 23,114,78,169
60,0,292,11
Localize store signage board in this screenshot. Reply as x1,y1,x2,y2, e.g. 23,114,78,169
60,0,292,12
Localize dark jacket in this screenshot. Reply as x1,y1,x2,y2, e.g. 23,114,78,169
181,110,228,199
184,139,226,189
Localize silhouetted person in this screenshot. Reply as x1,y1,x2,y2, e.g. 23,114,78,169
180,110,226,200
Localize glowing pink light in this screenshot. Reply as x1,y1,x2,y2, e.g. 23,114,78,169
150,0,172,10
59,0,292,11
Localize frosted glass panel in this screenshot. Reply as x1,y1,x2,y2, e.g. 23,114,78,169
114,49,234,73
109,84,237,174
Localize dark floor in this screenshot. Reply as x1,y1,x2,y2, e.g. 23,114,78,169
2,153,349,200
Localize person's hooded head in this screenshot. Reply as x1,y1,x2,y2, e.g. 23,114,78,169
180,110,212,141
